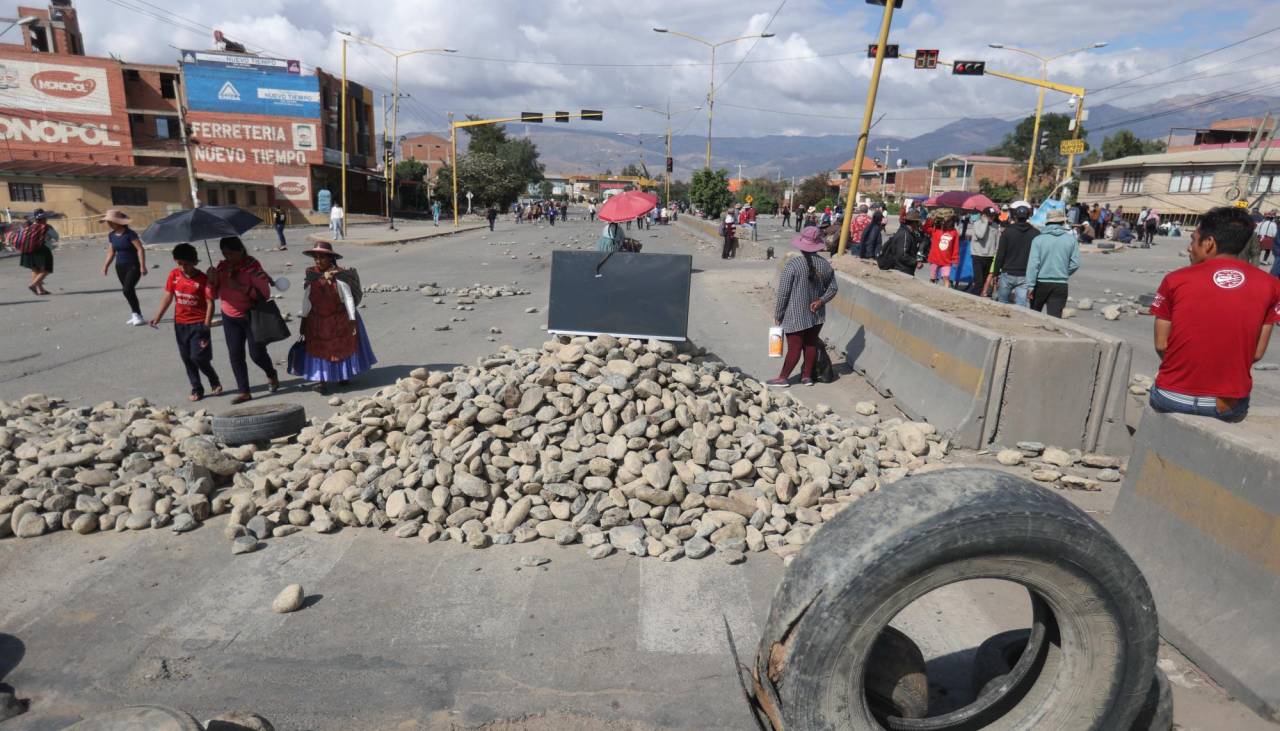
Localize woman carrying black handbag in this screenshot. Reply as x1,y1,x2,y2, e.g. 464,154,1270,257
208,236,280,404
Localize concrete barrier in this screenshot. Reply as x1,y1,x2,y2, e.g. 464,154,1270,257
810,260,1133,451
1109,409,1280,722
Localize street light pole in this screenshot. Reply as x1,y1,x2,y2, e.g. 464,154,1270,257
635,104,701,206
340,36,347,238
989,42,1106,201
653,28,774,170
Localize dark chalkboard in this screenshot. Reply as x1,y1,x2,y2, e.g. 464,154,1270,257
547,250,692,341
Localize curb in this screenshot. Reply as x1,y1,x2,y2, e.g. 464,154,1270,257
306,223,487,247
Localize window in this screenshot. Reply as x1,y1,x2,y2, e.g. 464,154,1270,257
207,189,220,206
1250,170,1280,194
1168,169,1214,194
8,183,45,202
227,189,238,205
246,189,258,206
155,117,179,139
1087,173,1109,195
1122,171,1144,194
111,187,148,206
124,69,142,82
29,25,49,52
160,73,177,99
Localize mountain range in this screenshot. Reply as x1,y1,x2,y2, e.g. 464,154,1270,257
416,93,1280,181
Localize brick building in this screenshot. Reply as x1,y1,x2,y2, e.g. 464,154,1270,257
400,132,450,178
929,154,1021,195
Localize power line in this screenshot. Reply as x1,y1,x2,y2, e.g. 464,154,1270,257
1091,23,1280,94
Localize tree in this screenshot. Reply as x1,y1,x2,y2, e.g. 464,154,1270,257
739,177,785,214
689,168,734,219
795,173,834,210
395,159,429,183
978,177,1020,204
463,118,510,156
987,113,1086,180
433,151,525,211
667,179,691,205
620,163,643,178
1101,129,1166,161
538,180,554,199
501,137,545,185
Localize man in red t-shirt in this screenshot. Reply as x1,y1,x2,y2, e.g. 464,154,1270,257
1149,206,1280,421
149,243,223,401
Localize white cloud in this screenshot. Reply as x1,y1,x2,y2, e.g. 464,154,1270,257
68,0,1280,141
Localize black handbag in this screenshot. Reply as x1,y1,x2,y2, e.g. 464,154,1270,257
249,297,291,344
287,339,306,375
815,346,838,384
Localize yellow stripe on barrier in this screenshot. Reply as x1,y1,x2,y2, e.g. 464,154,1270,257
828,294,986,396
1134,452,1280,575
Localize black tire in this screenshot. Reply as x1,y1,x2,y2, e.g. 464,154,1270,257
212,403,307,445
1129,667,1173,731
753,468,1158,731
61,705,203,730
866,627,930,720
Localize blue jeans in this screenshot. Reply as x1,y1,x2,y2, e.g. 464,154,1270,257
997,273,1029,307
1149,386,1249,422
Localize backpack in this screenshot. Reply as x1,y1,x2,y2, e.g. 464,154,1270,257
814,344,838,383
878,228,913,270
10,222,46,254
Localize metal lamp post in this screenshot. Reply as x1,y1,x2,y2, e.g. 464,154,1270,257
635,103,701,206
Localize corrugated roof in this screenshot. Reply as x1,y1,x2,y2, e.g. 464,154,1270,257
0,160,186,180
935,154,1017,164
1081,146,1280,171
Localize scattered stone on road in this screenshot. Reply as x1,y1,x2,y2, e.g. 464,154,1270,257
271,584,305,613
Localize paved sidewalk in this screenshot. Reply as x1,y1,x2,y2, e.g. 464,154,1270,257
307,220,487,246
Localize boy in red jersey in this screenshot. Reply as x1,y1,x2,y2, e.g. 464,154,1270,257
150,244,223,402
1149,206,1280,422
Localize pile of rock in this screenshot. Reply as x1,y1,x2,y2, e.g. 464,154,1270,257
991,441,1123,490
221,336,948,563
0,395,247,540
418,283,531,299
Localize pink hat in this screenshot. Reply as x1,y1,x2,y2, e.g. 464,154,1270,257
101,209,130,225
792,226,826,253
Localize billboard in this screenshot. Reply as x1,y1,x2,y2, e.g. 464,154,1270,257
0,57,113,115
183,65,320,118
179,50,300,74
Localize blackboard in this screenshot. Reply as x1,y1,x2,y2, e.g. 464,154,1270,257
547,250,692,341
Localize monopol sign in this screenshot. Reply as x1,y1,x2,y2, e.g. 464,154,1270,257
183,65,320,118
0,58,113,115
0,116,122,146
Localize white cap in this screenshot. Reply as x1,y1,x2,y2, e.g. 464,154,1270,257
1010,200,1031,210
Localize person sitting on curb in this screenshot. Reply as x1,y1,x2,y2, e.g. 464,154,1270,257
1026,207,1081,318
1149,206,1280,422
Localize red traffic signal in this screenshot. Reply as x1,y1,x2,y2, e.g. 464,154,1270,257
914,49,939,69
867,44,899,59
666,156,673,173
952,60,986,76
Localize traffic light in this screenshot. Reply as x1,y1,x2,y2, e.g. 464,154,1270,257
1039,131,1051,151
866,0,904,6
521,112,543,123
554,111,570,123
914,49,939,69
580,109,604,121
867,44,899,59
952,60,986,75
666,156,673,173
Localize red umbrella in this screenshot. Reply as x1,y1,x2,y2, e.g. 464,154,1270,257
598,191,658,223
932,191,998,211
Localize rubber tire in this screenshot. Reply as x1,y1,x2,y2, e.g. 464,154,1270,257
866,627,930,720
212,403,307,445
972,630,1172,731
61,705,203,730
754,468,1158,731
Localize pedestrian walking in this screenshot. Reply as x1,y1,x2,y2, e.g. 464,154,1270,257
272,206,288,250
486,205,498,231
208,236,279,404
1026,208,1081,318
10,209,57,296
927,210,960,288
548,204,557,226
720,212,737,259
848,205,871,256
588,202,597,222
859,209,885,260
780,204,791,229
329,203,345,240
768,226,838,388
1148,206,1279,422
100,209,147,326
432,199,442,226
877,209,925,275
992,202,1039,306
148,243,223,402
1144,209,1159,246
969,208,999,296
1256,210,1276,265
289,242,377,395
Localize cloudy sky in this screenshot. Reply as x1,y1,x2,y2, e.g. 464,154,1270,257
78,0,1280,139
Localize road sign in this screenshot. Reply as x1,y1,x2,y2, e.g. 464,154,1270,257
952,60,986,76
914,50,939,69
867,44,899,59
745,195,754,204
1059,139,1086,156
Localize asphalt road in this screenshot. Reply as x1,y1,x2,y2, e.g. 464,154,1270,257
0,214,1270,730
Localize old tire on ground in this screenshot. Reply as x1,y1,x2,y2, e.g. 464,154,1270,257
61,705,203,730
212,403,307,445
1129,666,1173,731
753,468,1158,731
866,627,930,720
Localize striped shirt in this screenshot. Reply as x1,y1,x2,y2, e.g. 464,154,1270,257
774,253,838,333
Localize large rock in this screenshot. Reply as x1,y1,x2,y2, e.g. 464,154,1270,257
181,436,243,476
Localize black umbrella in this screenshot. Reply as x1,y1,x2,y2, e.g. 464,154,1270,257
141,206,263,260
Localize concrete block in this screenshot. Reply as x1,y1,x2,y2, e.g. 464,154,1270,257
1109,409,1280,722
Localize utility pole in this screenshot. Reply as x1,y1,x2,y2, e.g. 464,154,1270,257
173,70,200,209
877,143,898,198
837,0,896,255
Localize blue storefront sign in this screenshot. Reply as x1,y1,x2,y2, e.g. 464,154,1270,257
183,65,320,118
179,50,300,74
